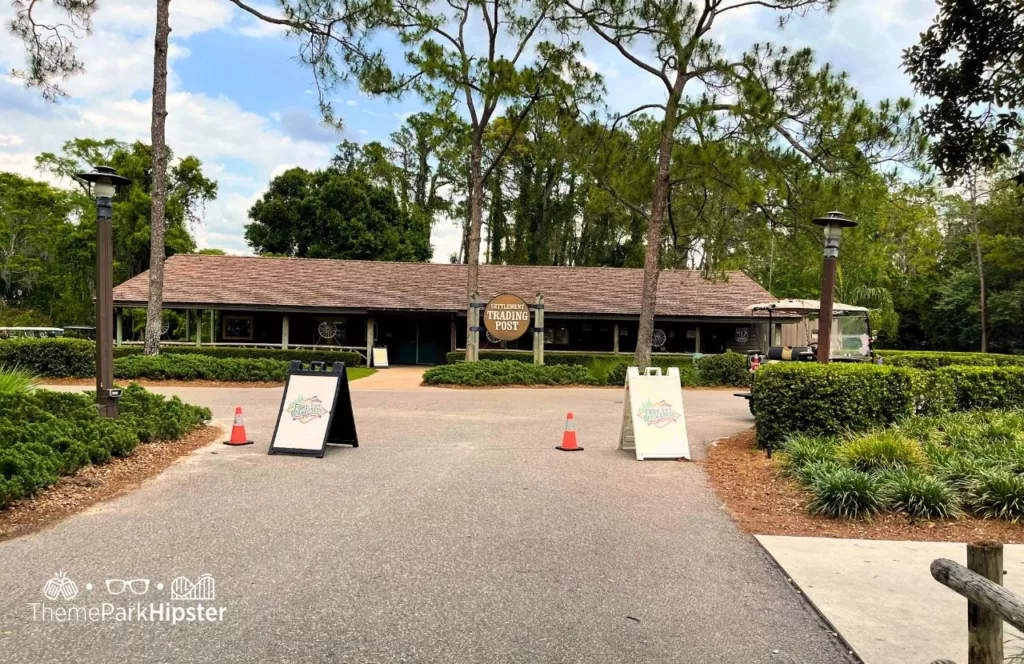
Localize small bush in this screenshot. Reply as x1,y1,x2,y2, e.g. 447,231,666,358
969,470,1024,522
883,470,962,520
807,467,886,520
423,360,596,386
780,434,838,472
606,361,699,387
0,386,210,508
795,459,845,488
837,430,928,472
0,364,40,394
694,351,750,387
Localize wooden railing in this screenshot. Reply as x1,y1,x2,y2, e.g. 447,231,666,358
930,541,1024,664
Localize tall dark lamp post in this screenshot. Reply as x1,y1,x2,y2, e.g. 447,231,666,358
77,166,132,417
813,211,858,364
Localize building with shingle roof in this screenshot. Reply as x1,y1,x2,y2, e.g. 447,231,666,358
113,254,785,365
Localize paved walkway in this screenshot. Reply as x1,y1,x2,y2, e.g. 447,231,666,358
758,536,1024,664
351,366,426,389
1,387,849,663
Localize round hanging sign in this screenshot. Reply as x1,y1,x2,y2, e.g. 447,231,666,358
483,293,531,342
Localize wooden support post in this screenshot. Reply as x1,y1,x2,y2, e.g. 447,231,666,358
366,317,374,368
281,314,290,350
210,310,215,343
196,310,202,346
185,309,190,342
695,326,701,354
468,292,479,362
450,316,457,358
613,323,620,354
968,542,1004,664
116,309,123,347
536,294,544,366
533,293,544,365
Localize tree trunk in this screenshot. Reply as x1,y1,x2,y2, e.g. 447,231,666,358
465,133,485,360
144,0,171,356
633,77,684,367
970,193,987,353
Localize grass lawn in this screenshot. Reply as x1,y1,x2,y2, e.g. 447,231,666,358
347,367,375,381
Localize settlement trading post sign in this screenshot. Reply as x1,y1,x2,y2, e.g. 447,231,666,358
269,361,358,458
483,293,531,342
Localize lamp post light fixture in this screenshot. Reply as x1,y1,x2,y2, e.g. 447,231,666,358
77,165,132,417
812,211,858,364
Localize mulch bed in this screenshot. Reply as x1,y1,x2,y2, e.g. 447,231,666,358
42,378,285,388
704,430,1024,543
0,425,223,542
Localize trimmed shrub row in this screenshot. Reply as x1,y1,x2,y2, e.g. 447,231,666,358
752,363,1024,449
423,360,597,386
0,384,210,508
113,354,294,382
115,345,363,367
444,350,750,387
0,338,95,377
0,338,362,378
877,350,1024,369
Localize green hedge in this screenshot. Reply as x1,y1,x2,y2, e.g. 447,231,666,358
445,349,694,366
0,384,210,508
444,350,750,387
753,363,1024,449
114,354,293,382
423,360,597,386
752,363,926,449
115,345,363,366
0,338,362,378
0,338,95,377
876,350,1024,369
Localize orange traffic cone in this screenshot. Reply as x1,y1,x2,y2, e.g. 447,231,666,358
224,406,254,446
556,412,583,452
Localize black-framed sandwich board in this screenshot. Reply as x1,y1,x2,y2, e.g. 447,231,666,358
268,361,359,458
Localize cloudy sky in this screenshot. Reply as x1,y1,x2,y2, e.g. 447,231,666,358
0,0,938,262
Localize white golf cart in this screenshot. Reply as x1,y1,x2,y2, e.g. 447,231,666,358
735,298,875,408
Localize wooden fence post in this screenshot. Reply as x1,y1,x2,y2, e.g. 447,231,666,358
967,541,1003,664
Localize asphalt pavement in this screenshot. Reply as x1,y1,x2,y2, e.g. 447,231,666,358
0,384,851,663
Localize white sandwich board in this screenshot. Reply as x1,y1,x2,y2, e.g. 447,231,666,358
269,361,358,458
618,366,690,460
371,346,389,368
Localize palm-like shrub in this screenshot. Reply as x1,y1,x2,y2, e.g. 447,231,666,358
969,470,1024,522
883,470,962,520
837,430,928,473
0,364,40,394
808,467,886,520
780,434,837,472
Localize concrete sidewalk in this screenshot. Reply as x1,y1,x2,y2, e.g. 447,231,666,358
758,536,1024,664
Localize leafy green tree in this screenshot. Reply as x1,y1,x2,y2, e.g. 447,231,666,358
0,172,76,313
560,0,919,365
35,138,217,318
245,167,431,261
903,0,1023,181
229,0,596,360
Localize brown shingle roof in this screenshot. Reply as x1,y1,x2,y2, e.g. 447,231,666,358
112,254,777,318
